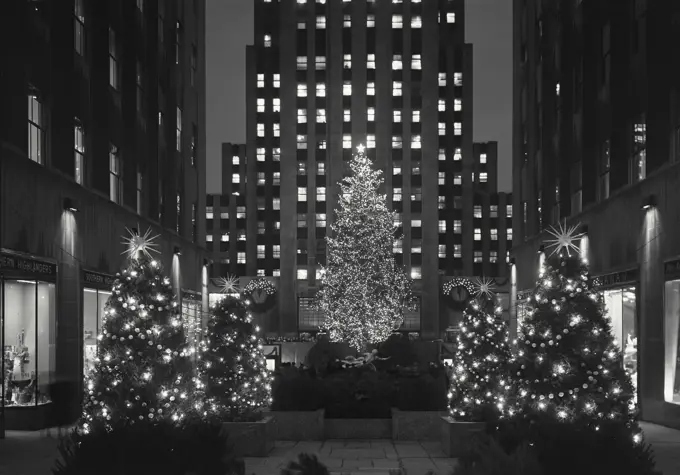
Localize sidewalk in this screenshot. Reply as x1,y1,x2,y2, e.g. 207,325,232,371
1,423,680,475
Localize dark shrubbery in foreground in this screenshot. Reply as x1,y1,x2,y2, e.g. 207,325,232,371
453,433,543,475
281,454,330,475
271,364,448,417
53,421,244,475
492,418,656,475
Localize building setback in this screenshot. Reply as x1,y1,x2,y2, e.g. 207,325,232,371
511,0,680,428
206,0,512,339
0,0,207,431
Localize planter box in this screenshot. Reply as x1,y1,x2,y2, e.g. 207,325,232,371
392,408,447,440
221,416,274,457
325,418,391,439
270,409,325,440
440,416,485,457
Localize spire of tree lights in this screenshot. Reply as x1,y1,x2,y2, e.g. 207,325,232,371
315,145,414,351
197,297,272,419
512,222,642,444
448,295,511,422
80,229,199,435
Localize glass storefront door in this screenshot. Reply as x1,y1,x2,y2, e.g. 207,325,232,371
664,278,680,404
83,288,111,376
603,287,638,401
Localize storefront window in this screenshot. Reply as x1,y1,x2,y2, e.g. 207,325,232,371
2,280,55,407
603,287,638,401
664,279,680,404
83,288,111,376
516,299,531,333
182,297,202,356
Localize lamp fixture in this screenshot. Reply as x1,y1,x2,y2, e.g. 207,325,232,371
174,246,182,256
508,257,516,266
203,258,213,266
63,197,79,212
538,245,545,254
641,195,657,210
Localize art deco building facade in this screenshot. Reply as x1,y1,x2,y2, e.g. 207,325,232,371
0,0,206,432
205,0,511,340
511,0,680,428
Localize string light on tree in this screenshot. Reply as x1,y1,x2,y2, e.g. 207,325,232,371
315,144,414,351
512,222,642,444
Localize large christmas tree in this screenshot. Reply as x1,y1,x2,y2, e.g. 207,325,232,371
512,222,640,441
448,280,512,422
80,229,197,434
316,145,414,351
197,295,271,419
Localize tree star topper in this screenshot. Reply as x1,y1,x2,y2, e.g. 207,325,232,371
473,277,497,300
121,226,160,259
545,220,585,257
217,274,240,295
357,143,365,154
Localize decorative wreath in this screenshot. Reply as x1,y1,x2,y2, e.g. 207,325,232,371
441,277,476,311
242,278,278,314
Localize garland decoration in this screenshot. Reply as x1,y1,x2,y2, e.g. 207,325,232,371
441,277,475,310
242,278,278,314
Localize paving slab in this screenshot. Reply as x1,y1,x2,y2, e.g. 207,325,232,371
400,457,438,474
370,458,401,469
394,442,429,458
342,459,372,469
331,448,388,459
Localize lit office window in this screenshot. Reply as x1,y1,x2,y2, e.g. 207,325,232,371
393,188,402,202
232,173,240,184
237,253,246,264
412,110,420,123
490,251,498,263
392,55,403,70
454,174,462,185
394,110,402,122
273,98,281,112
257,98,265,112
297,21,306,29
343,54,352,68
176,107,182,150
438,245,446,258
297,135,307,149
257,148,265,161
109,29,119,89
438,148,446,161
257,123,265,137
438,172,445,185
316,187,326,201
438,123,446,136
454,99,462,111
507,228,513,240
411,16,422,28
297,84,307,97
474,205,482,218
411,219,422,228
297,213,307,228
394,166,402,175
344,110,351,122
297,268,308,280
411,54,421,70
438,220,446,232
454,72,463,86
454,245,462,258
392,136,402,149
109,145,122,204
316,213,326,227
343,82,352,96
367,54,376,69
316,16,326,28
438,73,447,86
447,13,456,23
297,109,307,123
317,163,325,175
438,196,445,209
264,34,272,47
480,153,487,164
367,135,376,148
474,251,483,263
454,220,462,234
411,135,421,149
232,155,240,165
454,148,462,161
393,81,402,96
367,82,375,95
490,205,498,217
273,123,280,137
438,99,446,112
296,56,307,70
343,14,351,27
411,267,421,280
27,92,44,164
74,122,85,184
315,56,326,70
480,172,488,183
316,84,326,97
317,109,326,123
491,229,498,241
474,228,481,241
298,187,307,202
392,14,403,28
367,15,375,27
273,74,280,88
343,135,352,148
367,107,375,121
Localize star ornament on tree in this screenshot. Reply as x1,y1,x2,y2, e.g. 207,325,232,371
121,226,160,260
545,220,585,257
356,143,366,154
473,277,497,300
217,275,240,295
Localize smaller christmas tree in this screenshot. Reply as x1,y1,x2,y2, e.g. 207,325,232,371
448,279,512,422
80,228,198,434
198,295,272,420
512,222,640,442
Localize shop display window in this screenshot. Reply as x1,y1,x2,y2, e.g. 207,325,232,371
516,299,532,333
664,279,680,404
2,280,56,408
182,298,202,356
603,287,638,401
83,288,111,376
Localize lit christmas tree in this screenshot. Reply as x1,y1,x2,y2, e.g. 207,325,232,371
512,222,641,442
316,145,414,351
448,278,512,422
80,228,198,434
197,295,272,419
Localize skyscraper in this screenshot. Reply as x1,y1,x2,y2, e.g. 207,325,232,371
211,0,510,339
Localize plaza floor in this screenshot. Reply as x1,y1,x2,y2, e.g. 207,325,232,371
1,422,679,475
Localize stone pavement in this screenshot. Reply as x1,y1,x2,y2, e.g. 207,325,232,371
245,440,458,475
1,423,680,475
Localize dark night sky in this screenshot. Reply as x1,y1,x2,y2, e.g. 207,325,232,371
206,0,512,194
